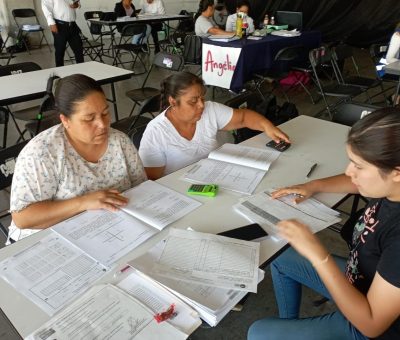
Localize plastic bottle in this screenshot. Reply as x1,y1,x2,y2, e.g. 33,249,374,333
263,14,269,27
270,16,275,25
236,13,243,38
242,15,248,37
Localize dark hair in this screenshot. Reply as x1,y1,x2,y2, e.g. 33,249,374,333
347,107,400,174
54,74,104,117
160,72,205,110
236,0,250,10
195,0,214,19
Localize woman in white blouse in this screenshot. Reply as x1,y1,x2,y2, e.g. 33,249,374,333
8,74,146,243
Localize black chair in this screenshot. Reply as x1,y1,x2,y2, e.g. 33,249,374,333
0,140,29,242
309,46,363,118
84,11,115,56
12,8,51,54
331,44,384,103
0,64,59,145
183,34,202,72
128,124,148,149
112,24,148,73
66,32,104,63
332,102,382,126
252,45,304,101
0,35,15,65
125,52,184,115
111,94,161,135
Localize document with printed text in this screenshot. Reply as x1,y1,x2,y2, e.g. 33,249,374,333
26,285,188,340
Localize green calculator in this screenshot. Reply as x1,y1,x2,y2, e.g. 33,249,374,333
187,184,218,197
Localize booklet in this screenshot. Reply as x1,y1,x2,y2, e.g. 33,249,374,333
234,189,341,239
128,229,264,326
0,181,202,315
27,284,198,340
182,143,281,194
208,34,240,42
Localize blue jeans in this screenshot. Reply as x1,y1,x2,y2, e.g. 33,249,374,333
247,248,368,340
131,24,151,44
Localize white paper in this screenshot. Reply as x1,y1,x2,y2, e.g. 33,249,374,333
131,228,259,293
209,143,280,171
52,209,158,268
234,190,342,237
27,285,187,340
183,158,266,194
0,234,107,315
122,181,202,230
117,270,201,335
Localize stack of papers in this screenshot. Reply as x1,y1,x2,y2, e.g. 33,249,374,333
182,143,281,194
0,181,202,315
128,228,264,326
234,189,341,238
116,16,137,21
22,24,41,31
27,284,200,340
270,30,301,37
209,34,239,42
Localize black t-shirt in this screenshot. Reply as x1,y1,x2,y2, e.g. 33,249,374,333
345,198,400,339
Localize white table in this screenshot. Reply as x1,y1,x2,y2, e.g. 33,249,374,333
0,115,350,337
0,61,133,120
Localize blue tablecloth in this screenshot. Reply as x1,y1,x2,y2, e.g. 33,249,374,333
203,31,322,92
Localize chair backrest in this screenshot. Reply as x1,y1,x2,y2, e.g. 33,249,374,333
0,140,29,190
101,12,117,22
332,102,381,126
137,93,161,116
12,8,36,19
84,11,104,35
128,125,147,149
369,43,388,64
309,46,333,68
119,23,147,38
0,62,41,77
274,45,303,62
153,52,184,71
183,34,202,65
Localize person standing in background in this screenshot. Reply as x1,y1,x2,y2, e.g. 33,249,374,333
140,0,165,53
42,0,84,66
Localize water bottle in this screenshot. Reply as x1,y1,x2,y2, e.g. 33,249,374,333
270,16,275,25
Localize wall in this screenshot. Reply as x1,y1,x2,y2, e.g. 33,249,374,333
1,0,199,45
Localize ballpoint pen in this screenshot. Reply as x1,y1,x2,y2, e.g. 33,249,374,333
306,163,318,178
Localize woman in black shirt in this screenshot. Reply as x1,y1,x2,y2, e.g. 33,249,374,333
114,0,136,18
249,108,400,340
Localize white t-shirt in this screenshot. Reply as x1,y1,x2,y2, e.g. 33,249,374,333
139,101,233,175
140,0,165,15
8,124,146,242
225,13,255,34
195,15,216,37
386,32,400,64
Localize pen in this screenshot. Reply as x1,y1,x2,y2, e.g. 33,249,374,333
306,163,318,178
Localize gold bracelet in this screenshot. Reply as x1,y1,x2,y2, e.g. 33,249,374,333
312,254,330,268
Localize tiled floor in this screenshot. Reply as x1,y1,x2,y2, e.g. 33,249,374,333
0,43,380,339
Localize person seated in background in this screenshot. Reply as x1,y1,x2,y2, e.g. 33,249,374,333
138,71,290,180
139,0,166,53
385,22,400,64
195,0,233,37
225,0,255,35
8,74,146,243
248,108,400,340
114,0,151,51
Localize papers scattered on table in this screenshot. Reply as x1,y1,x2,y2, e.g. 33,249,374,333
270,29,301,37
116,16,137,21
234,190,341,238
182,143,281,194
22,24,41,31
0,181,202,315
209,34,239,42
26,284,193,340
128,228,264,326
0,234,107,315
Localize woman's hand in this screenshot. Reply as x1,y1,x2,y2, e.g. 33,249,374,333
278,219,328,264
80,189,129,212
271,182,315,203
265,124,290,143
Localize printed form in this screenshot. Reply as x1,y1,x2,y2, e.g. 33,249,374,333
0,234,107,315
26,285,188,340
132,228,260,293
234,190,341,237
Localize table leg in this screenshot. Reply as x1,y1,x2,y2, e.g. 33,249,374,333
110,83,119,122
